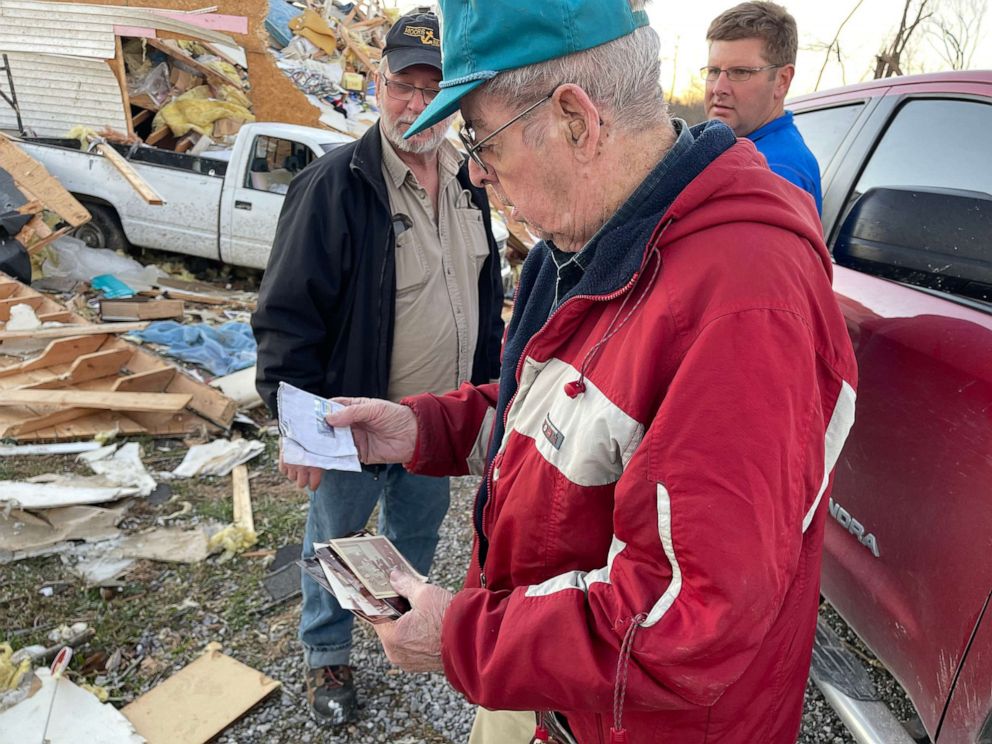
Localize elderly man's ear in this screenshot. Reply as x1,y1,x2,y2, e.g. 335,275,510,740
553,85,603,162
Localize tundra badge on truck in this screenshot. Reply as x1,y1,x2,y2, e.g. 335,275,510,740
828,498,880,558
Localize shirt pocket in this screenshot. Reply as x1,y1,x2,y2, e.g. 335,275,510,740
455,206,490,276
394,227,428,296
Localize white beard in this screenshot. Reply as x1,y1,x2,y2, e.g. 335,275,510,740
381,111,455,154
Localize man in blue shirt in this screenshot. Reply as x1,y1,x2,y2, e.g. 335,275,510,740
703,1,822,214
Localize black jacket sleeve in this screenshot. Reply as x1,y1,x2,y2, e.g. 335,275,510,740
252,157,348,415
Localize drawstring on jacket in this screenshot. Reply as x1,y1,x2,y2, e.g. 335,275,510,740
611,612,648,743
563,221,671,399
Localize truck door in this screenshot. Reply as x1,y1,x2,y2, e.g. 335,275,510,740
220,134,321,269
815,93,992,738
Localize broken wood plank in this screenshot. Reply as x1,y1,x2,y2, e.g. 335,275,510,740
112,368,176,393
35,311,74,323
0,336,106,377
94,144,165,206
110,34,135,138
100,299,184,322
145,126,171,146
131,109,153,128
0,322,148,342
232,464,253,534
0,281,19,300
64,348,133,384
0,134,91,226
0,390,192,413
0,294,43,321
24,224,74,255
121,644,279,744
145,38,242,92
4,407,99,436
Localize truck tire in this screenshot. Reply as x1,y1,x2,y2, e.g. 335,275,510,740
72,203,128,253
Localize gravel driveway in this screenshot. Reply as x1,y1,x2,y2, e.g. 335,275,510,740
216,475,913,744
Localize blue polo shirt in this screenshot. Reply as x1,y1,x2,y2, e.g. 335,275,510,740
747,111,822,215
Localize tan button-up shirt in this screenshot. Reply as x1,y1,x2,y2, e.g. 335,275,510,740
380,129,490,402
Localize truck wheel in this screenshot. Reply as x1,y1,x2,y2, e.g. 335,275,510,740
72,204,128,252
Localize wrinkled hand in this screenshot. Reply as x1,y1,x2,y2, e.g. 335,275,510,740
279,442,323,490
325,397,418,464
374,571,453,673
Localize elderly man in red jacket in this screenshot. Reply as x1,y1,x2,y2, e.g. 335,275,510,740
325,0,858,742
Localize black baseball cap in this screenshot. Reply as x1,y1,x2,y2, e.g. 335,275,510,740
383,8,442,73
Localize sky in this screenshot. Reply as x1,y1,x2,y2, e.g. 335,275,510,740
394,1,992,99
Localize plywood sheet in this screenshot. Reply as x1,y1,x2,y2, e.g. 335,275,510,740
121,644,279,744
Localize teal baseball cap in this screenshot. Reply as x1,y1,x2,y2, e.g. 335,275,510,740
403,0,650,138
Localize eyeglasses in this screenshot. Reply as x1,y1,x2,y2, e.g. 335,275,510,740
458,88,558,170
381,74,441,104
699,64,782,82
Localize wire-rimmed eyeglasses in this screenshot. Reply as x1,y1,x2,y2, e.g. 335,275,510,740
458,88,558,170
381,73,441,105
699,64,782,82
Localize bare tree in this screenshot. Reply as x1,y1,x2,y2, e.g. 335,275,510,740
813,0,866,90
874,0,935,78
927,0,988,70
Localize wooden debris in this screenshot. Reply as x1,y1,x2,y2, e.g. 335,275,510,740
0,272,235,441
0,321,149,342
121,643,279,744
100,299,185,322
94,144,165,206
0,390,193,413
232,463,253,533
0,134,91,227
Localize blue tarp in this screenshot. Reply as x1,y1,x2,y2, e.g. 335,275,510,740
131,321,256,377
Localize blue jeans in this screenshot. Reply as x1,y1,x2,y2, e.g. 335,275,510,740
299,464,450,668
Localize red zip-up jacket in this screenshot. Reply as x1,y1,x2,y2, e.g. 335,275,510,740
404,139,858,743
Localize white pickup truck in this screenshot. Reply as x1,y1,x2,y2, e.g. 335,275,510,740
17,122,352,270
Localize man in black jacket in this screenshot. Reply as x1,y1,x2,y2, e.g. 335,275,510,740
252,8,503,725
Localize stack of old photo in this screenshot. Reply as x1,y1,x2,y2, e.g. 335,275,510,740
298,531,425,625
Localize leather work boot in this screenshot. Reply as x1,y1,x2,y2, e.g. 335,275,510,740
305,664,358,724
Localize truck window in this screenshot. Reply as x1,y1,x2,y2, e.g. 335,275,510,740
245,136,317,194
852,98,992,199
792,103,864,174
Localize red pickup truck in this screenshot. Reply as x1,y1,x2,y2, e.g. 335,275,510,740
789,72,992,744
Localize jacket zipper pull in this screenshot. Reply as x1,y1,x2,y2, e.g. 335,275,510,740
480,570,487,588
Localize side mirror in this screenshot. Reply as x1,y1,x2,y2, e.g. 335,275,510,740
834,186,992,303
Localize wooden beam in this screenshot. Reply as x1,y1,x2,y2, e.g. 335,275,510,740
64,348,133,384
0,390,192,413
100,299,185,322
0,294,43,321
0,336,106,377
0,134,91,227
110,35,135,138
144,38,242,92
132,109,153,128
0,322,148,342
145,126,171,146
113,368,176,393
94,144,165,206
232,464,254,533
23,225,73,255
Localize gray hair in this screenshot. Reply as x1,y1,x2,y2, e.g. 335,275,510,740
478,1,666,133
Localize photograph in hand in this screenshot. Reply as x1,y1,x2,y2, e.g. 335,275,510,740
328,534,427,599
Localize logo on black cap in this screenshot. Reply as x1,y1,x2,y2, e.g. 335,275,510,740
403,26,439,47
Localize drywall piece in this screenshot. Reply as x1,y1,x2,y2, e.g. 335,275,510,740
117,527,211,563
121,643,279,744
0,479,140,509
209,365,262,409
84,442,157,497
0,504,126,563
0,667,145,744
170,438,264,478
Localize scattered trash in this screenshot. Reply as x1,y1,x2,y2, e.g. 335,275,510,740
120,642,279,744
207,524,257,562
0,479,142,510
0,441,104,457
209,365,263,409
0,667,145,744
0,644,30,693
0,503,127,563
42,236,165,292
169,438,265,478
82,442,158,498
